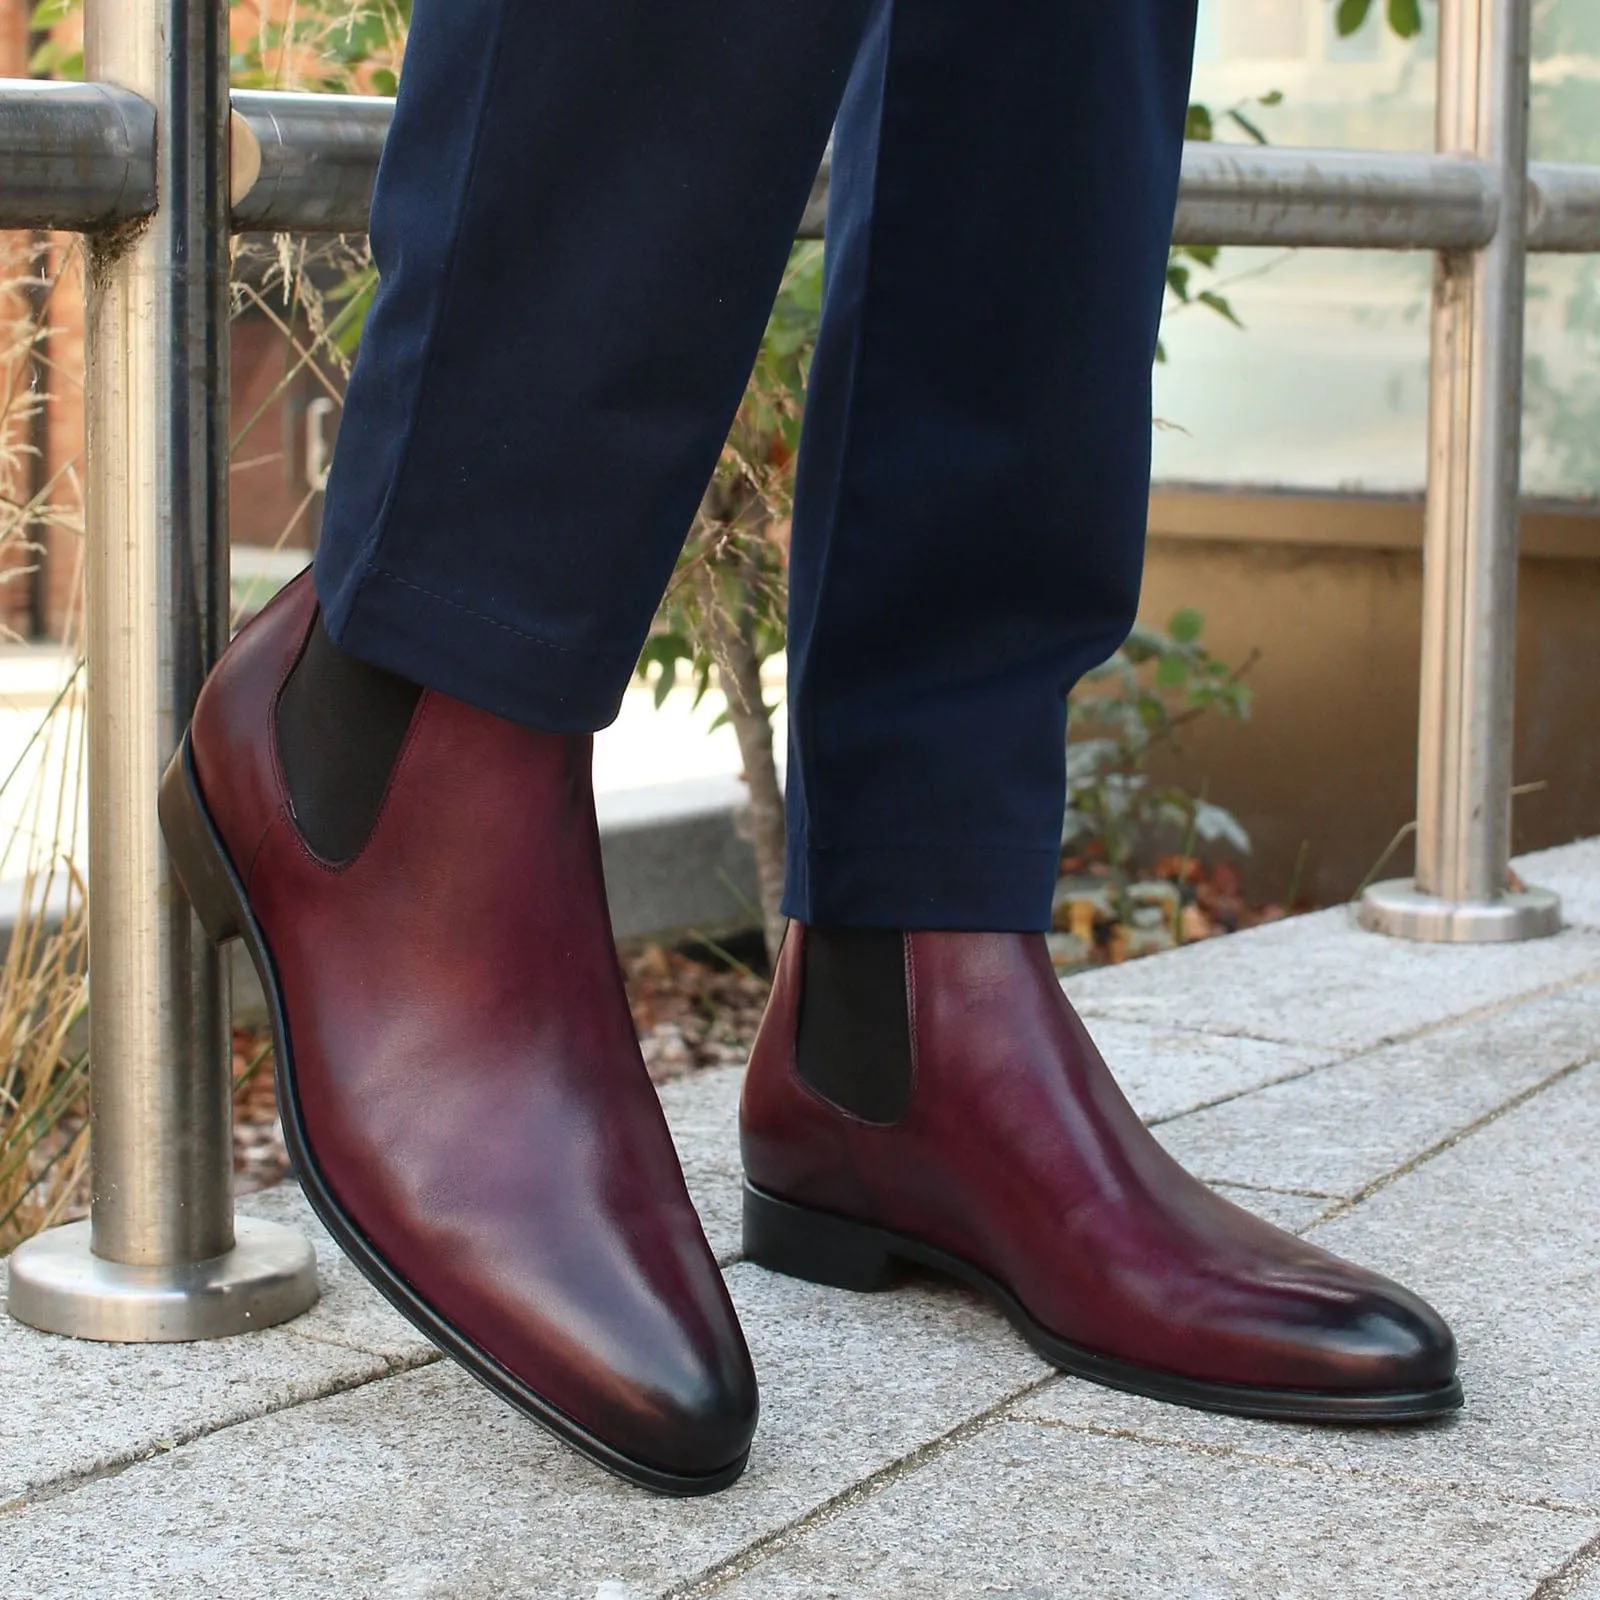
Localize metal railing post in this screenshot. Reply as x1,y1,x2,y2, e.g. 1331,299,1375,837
6,0,318,1338
1359,0,1562,943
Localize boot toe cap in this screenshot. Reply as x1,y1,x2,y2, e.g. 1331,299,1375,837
1254,1268,1459,1397
635,1341,760,1480
1319,1283,1458,1393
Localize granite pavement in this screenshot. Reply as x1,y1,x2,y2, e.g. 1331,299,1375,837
3,839,1597,1598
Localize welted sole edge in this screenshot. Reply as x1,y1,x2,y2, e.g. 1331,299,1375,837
742,1180,1463,1425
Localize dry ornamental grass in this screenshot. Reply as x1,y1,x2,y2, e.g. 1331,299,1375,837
0,246,90,1253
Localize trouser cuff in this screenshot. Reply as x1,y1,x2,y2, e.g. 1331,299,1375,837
317,561,638,733
781,840,1061,932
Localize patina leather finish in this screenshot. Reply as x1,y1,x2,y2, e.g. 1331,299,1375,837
172,571,757,1492
742,924,1460,1417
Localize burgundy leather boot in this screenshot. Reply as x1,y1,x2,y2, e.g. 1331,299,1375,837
742,925,1461,1422
160,572,757,1493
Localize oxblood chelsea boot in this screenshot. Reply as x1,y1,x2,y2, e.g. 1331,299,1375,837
741,924,1461,1423
160,571,757,1494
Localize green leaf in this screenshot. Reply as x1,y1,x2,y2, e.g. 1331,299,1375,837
370,68,398,96
635,634,691,707
1386,0,1422,36
1335,0,1373,36
1155,654,1189,689
30,0,80,24
1197,290,1244,330
1257,90,1285,107
1184,104,1214,142
330,275,378,356
1168,607,1204,645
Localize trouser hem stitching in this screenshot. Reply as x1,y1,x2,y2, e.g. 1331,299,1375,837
367,566,639,662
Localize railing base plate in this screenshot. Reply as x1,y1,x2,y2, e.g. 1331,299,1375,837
1358,879,1563,943
5,1216,319,1342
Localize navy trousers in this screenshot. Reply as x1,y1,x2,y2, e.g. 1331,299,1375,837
315,0,1199,931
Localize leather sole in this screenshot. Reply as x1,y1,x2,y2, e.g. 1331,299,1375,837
158,731,749,1496
743,1181,1464,1424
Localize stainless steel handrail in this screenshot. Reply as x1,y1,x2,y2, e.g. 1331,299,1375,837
230,89,391,234
5,0,319,1342
1358,0,1562,942
2,78,1599,250
0,79,155,228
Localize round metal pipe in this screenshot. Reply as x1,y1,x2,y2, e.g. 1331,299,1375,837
229,90,391,234
7,0,317,1338
1361,0,1560,943
79,0,239,1270
210,112,1600,253
1527,161,1600,253
0,78,155,230
2,76,1599,258
1173,143,1499,251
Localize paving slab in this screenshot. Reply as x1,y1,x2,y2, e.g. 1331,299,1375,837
1065,907,1600,1053
709,1415,1595,1600
1076,1018,1336,1124
657,1065,746,1264
0,1250,395,1509
1017,1063,1600,1515
1517,839,1600,935
1205,1183,1334,1233
4,838,1594,1593
0,1266,1048,1600
1154,981,1600,1198
233,1185,437,1365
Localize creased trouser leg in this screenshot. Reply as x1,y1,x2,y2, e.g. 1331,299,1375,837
782,0,1198,929
316,0,1198,929
317,0,876,730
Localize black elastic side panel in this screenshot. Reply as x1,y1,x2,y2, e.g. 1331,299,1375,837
277,611,423,863
795,926,913,1124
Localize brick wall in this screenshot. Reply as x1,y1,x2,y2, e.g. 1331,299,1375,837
39,239,85,642
231,310,338,554
0,1,34,637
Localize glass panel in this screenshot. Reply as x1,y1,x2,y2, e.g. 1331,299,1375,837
1526,3,1600,502
1154,0,1600,503
1154,248,1432,493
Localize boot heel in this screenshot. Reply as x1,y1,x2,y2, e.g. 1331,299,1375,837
742,1182,898,1292
158,734,243,945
